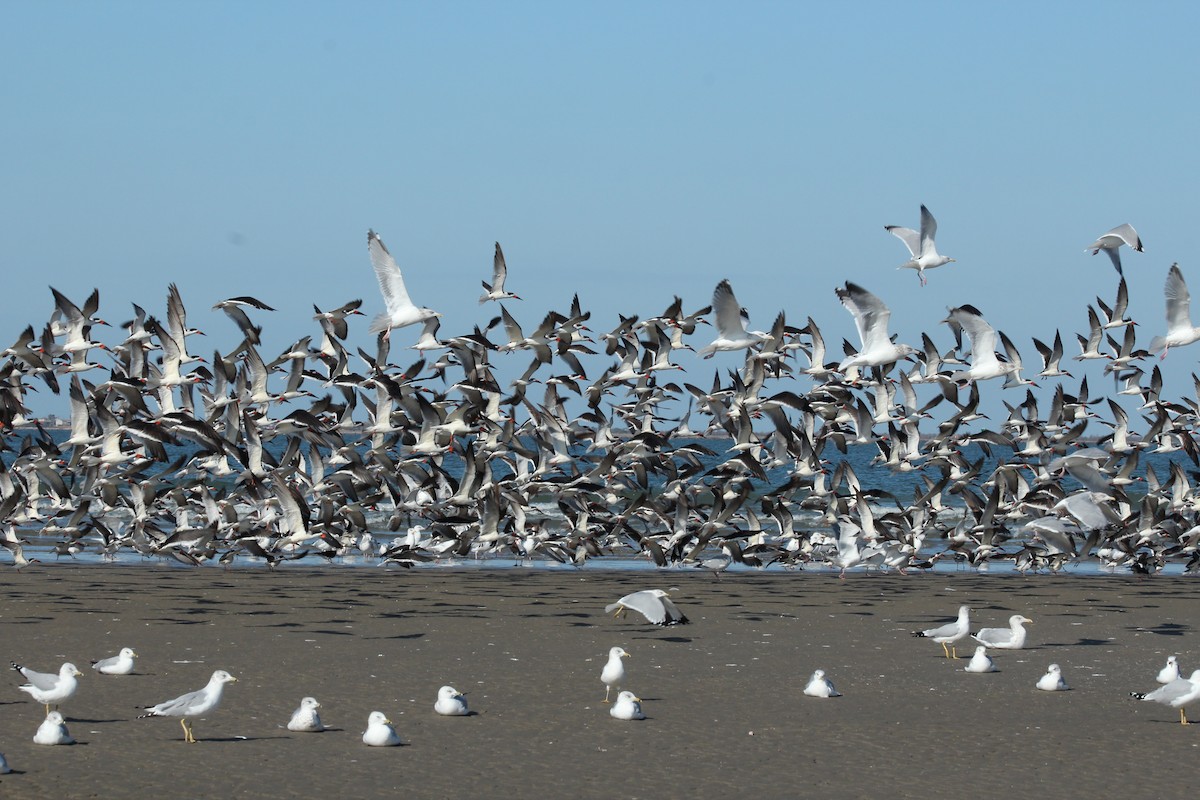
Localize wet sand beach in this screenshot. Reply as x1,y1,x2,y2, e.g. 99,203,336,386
1,566,1197,799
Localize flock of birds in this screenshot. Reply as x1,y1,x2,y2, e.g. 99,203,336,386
908,603,1200,717
4,648,472,754
2,591,1195,777
2,212,1200,576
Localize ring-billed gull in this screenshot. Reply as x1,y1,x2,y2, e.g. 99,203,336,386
964,646,997,673
973,615,1033,649
138,669,237,743
1132,669,1200,725
0,751,10,773
912,606,971,659
803,669,841,698
12,661,82,714
606,590,689,626
885,204,956,286
601,647,629,702
91,647,138,675
434,686,469,716
287,697,325,732
942,305,1020,384
1148,264,1200,358
1036,664,1069,691
610,691,645,721
1157,655,1181,685
33,711,74,746
367,230,442,340
695,549,733,581
1084,223,1143,277
698,280,766,359
363,711,402,746
836,282,917,370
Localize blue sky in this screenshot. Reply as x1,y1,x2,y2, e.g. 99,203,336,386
3,1,1198,417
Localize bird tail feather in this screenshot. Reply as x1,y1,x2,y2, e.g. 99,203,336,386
368,313,390,334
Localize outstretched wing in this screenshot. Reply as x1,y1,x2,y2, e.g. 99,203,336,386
368,230,414,315
885,225,920,258
711,280,748,338
1165,263,1193,335
837,282,891,352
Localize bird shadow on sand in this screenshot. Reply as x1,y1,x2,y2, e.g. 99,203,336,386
363,632,425,641
1128,623,1190,636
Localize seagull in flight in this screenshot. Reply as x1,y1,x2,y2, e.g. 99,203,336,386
605,589,689,626
1085,223,1143,277
836,281,916,370
697,280,766,359
367,229,442,340
480,242,521,303
885,204,956,286
1149,263,1200,358
942,305,1020,384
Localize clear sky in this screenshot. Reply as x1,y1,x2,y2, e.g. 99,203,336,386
3,1,1198,417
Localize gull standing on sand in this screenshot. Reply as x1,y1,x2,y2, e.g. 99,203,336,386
694,547,733,580
1148,264,1200,358
606,590,689,626
12,662,82,713
610,691,646,720
91,647,138,675
33,711,74,745
1036,664,1069,691
698,280,766,359
1157,655,1182,685
601,647,630,702
912,606,971,659
367,229,442,340
1085,223,1143,277
435,686,469,716
973,615,1033,650
1132,669,1200,725
0,751,10,773
836,282,917,370
964,646,997,673
287,697,325,732
138,669,237,743
885,204,956,286
363,711,402,746
803,669,842,697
